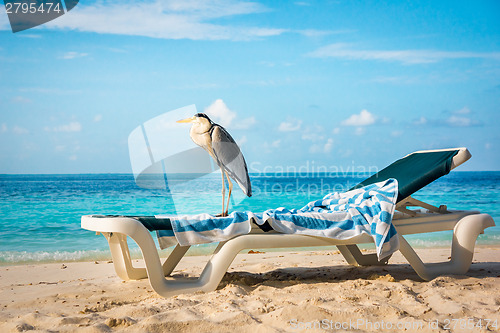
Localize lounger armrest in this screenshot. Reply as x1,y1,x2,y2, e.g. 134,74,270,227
82,215,146,235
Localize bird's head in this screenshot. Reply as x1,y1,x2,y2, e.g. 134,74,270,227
176,113,213,133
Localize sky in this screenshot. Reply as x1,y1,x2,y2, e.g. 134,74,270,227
0,0,499,174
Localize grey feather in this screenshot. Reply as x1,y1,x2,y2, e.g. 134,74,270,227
210,125,252,197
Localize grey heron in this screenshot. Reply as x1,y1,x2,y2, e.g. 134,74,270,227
177,113,252,216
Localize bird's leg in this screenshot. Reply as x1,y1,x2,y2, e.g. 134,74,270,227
218,169,226,217
224,171,233,217
207,147,225,217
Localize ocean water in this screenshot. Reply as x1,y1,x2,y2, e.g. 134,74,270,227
0,172,499,265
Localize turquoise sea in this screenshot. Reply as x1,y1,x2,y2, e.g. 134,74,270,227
0,172,499,265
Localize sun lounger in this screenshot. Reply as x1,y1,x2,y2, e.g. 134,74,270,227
81,147,495,297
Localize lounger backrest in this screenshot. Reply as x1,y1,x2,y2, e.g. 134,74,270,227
351,148,469,202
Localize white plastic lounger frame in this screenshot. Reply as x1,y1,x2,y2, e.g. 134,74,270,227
81,148,495,297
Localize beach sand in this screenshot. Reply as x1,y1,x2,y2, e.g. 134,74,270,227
1,247,499,332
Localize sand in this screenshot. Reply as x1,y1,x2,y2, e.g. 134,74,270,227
1,247,499,332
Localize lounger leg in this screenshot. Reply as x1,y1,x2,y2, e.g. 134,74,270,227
105,231,191,280
131,237,235,296
162,244,191,276
337,245,391,266
105,232,148,280
398,213,495,281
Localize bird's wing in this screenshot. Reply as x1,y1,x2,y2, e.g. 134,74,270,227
210,125,252,197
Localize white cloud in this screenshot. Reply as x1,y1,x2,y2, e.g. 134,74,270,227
262,139,281,152
11,96,32,104
44,0,287,41
371,76,417,84
1,123,7,133
341,110,375,127
310,138,334,153
258,61,275,67
309,144,321,154
413,109,480,127
61,51,88,60
19,34,42,38
237,135,247,146
19,87,83,95
45,122,82,132
12,126,29,134
454,107,471,115
94,114,103,122
354,127,366,135
332,127,340,135
295,29,342,38
233,116,256,130
69,155,78,161
445,115,478,127
391,130,404,137
205,99,256,130
205,99,236,127
278,118,302,132
301,132,324,141
324,138,334,153
0,9,10,30
413,117,428,125
308,43,500,64
108,47,128,54
301,125,325,141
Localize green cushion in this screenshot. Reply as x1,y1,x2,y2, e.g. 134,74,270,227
351,150,459,202
136,216,173,231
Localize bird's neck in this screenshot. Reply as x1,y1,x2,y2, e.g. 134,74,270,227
190,126,213,149
190,122,212,135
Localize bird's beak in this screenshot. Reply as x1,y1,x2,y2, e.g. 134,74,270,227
176,116,195,123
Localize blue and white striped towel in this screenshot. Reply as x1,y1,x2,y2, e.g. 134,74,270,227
157,178,399,260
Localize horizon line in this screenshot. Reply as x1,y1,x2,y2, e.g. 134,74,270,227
1,170,498,176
